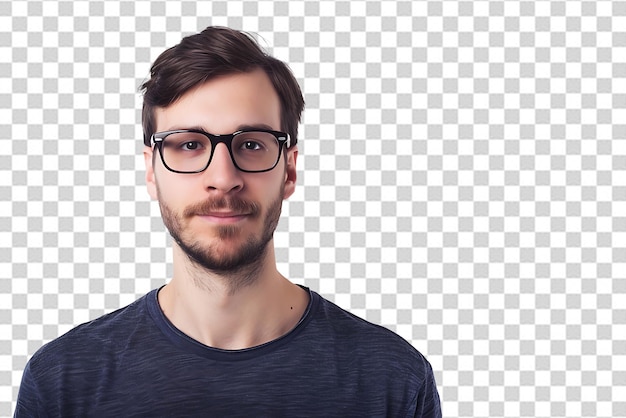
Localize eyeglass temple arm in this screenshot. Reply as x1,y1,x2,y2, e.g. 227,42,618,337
284,134,295,148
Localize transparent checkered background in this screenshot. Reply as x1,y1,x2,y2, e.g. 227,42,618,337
1,0,625,416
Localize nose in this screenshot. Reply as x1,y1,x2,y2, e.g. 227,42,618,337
202,143,243,193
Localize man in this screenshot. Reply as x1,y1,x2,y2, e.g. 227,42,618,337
15,26,441,417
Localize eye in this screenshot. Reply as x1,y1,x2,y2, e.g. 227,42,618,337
240,141,263,151
182,141,201,150
163,132,209,152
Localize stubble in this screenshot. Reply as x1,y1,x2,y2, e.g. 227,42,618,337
158,184,284,294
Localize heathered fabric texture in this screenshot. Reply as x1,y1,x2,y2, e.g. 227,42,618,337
15,287,441,417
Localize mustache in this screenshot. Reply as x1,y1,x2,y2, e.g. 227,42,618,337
182,197,261,218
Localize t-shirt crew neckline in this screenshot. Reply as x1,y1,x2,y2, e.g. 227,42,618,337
146,285,315,361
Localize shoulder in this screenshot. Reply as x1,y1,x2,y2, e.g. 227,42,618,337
308,291,433,379
312,291,421,351
16,291,158,416
26,290,155,375
301,291,440,416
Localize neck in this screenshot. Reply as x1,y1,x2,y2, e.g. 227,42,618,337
158,242,309,350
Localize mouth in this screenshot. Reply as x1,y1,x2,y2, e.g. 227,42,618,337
197,212,249,225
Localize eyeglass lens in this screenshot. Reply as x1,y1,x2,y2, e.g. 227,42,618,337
160,131,281,172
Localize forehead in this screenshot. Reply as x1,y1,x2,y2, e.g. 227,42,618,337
155,69,281,134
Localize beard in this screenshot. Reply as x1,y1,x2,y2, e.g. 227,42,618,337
158,183,284,290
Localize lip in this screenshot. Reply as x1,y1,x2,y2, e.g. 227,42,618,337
197,212,249,225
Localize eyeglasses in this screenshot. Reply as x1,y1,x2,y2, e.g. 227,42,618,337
150,128,293,174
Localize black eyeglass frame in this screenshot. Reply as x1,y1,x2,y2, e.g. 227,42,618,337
150,128,293,174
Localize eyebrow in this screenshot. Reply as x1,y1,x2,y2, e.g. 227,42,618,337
163,123,277,134
236,123,276,132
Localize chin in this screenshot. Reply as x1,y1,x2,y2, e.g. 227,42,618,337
186,241,268,274
214,224,245,240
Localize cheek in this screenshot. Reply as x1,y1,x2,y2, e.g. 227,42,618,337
154,169,194,205
260,171,287,195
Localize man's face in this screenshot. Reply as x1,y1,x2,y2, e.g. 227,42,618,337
143,69,298,274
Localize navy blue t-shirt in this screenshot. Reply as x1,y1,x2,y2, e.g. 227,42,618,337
15,287,441,417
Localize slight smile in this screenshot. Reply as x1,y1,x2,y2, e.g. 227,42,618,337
197,212,249,225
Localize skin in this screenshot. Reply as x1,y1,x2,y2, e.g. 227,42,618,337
143,69,309,350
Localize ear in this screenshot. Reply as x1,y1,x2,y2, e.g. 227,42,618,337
144,146,158,200
282,146,298,199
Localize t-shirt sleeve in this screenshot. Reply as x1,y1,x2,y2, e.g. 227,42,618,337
410,360,442,418
14,360,45,418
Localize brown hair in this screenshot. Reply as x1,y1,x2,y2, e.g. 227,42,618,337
140,26,305,146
